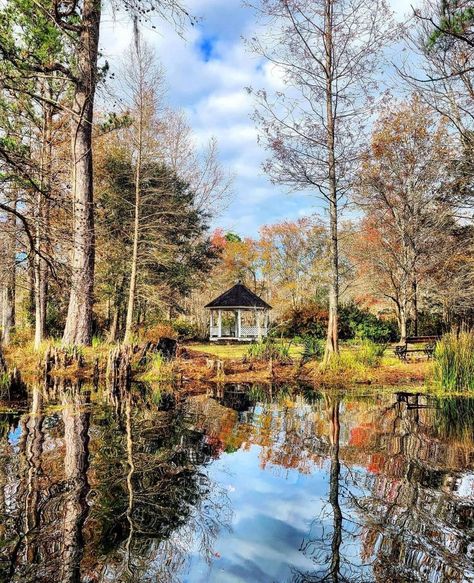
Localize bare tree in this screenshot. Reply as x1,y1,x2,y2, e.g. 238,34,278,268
121,37,164,344
159,110,233,218
247,0,393,363
355,96,454,340
401,0,474,217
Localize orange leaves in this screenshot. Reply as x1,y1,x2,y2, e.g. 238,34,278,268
210,228,227,250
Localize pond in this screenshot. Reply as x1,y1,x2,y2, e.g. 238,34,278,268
0,380,473,582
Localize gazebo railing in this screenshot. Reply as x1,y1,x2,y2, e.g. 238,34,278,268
210,325,236,337
210,324,268,338
240,325,260,337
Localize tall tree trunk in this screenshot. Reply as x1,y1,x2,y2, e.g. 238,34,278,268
412,278,418,336
108,306,120,343
34,102,53,350
124,69,144,345
63,0,101,346
28,256,35,327
124,170,141,344
108,277,125,343
2,199,16,346
323,0,339,365
398,302,408,343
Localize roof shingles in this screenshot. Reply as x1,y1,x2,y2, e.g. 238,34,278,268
205,283,272,309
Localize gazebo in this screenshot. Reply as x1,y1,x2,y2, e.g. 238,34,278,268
205,282,272,342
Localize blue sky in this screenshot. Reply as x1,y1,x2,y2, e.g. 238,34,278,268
101,0,414,238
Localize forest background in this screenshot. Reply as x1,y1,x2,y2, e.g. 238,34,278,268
0,0,473,355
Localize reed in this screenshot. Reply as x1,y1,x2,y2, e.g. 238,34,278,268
141,352,175,382
434,330,474,391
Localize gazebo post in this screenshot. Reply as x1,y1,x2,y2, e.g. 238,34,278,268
257,310,261,340
209,311,213,339
237,309,241,340
218,309,222,339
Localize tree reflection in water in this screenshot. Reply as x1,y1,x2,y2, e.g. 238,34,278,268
293,392,474,583
61,383,91,583
93,385,232,582
291,396,367,583
0,379,232,582
0,381,471,582
0,380,90,582
354,393,474,583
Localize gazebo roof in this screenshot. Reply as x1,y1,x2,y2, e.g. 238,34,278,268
205,282,272,309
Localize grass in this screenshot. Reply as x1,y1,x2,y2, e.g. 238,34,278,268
309,340,386,375
189,340,303,359
303,340,434,388
434,330,474,392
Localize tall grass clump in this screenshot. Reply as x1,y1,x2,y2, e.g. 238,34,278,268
320,340,386,377
0,372,10,398
300,336,324,361
141,352,175,382
355,339,386,367
246,338,292,363
434,330,474,391
92,335,103,349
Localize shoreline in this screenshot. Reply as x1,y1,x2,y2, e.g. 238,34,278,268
0,341,443,395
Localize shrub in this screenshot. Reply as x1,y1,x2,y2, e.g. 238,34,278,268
7,328,33,347
246,338,292,363
413,310,445,337
171,318,200,340
278,300,397,342
434,330,474,391
339,302,397,343
278,301,328,338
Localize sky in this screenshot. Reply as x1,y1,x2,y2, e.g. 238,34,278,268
100,0,415,238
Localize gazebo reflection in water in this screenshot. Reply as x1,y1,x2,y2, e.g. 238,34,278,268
205,282,272,342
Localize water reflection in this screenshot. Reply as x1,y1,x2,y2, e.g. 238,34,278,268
0,381,472,582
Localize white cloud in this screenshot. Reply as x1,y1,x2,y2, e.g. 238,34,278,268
99,0,415,237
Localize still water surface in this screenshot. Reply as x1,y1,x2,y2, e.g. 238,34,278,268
0,381,472,582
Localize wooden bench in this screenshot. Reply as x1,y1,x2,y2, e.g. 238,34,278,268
394,336,439,361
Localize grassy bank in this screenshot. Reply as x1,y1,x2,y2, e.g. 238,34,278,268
0,336,460,394
2,339,113,381
183,339,434,389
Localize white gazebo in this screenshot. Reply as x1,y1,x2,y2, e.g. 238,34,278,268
205,282,272,342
